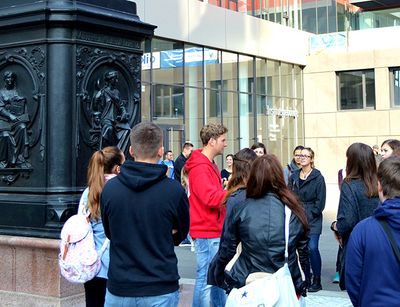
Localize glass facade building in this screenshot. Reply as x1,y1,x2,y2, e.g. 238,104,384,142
141,38,304,166
200,0,400,34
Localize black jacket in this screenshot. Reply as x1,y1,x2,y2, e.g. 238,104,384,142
336,179,379,242
336,179,379,290
289,169,326,234
174,153,187,183
101,160,189,297
208,193,309,295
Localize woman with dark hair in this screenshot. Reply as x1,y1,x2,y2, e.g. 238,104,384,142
78,146,125,307
289,147,326,292
250,142,267,157
208,155,309,299
221,154,234,186
381,139,400,160
331,142,379,290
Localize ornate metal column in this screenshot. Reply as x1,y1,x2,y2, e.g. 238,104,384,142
0,0,156,238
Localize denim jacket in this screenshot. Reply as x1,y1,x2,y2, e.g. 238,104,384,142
78,187,110,279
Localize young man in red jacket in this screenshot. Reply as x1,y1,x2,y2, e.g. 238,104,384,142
185,122,228,307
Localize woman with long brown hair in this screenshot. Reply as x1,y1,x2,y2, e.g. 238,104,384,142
331,142,379,290
78,146,125,307
208,155,309,298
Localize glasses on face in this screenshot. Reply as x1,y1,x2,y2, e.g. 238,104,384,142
294,154,301,157
299,155,311,159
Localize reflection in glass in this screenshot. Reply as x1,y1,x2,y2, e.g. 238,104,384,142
185,44,203,87
154,85,184,118
392,68,400,107
255,58,268,95
281,62,293,98
222,51,238,92
141,82,151,122
141,39,151,83
205,49,221,90
338,70,375,110
222,91,239,156
317,1,328,34
152,38,184,85
294,65,303,99
267,60,280,96
205,88,222,121
239,93,255,148
302,0,317,33
239,55,254,93
185,87,203,146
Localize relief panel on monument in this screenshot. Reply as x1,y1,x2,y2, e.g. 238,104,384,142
76,46,141,186
0,47,46,185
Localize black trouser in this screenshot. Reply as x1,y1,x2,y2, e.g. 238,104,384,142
84,277,107,307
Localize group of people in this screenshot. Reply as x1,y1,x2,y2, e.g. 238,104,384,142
75,120,400,307
330,139,400,306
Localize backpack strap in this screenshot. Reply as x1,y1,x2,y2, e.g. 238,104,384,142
377,218,400,263
99,238,110,256
284,206,291,262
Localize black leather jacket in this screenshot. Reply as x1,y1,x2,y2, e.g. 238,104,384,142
208,192,309,295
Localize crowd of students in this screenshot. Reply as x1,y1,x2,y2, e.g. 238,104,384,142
76,121,400,307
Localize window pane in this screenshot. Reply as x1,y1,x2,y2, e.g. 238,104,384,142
185,87,203,147
294,65,303,99
205,89,222,120
256,94,267,115
338,70,375,110
281,62,293,98
141,39,151,83
267,60,280,96
256,95,268,145
239,55,254,93
141,82,151,122
185,45,203,87
222,51,238,91
153,85,184,119
339,71,363,110
365,70,375,108
239,93,255,148
152,39,184,85
205,49,221,89
255,58,268,95
317,1,327,34
392,68,400,106
222,92,239,155
302,0,317,33
327,0,337,33
266,96,282,157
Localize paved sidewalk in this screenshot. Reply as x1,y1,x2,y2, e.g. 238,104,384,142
179,279,353,307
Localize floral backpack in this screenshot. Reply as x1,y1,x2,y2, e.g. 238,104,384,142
59,189,109,283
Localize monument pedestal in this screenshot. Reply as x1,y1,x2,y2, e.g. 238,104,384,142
0,235,84,306
0,1,155,305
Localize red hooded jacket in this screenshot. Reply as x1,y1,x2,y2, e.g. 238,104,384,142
185,149,226,239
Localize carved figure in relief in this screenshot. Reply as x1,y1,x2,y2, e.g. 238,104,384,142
91,71,130,149
0,71,30,168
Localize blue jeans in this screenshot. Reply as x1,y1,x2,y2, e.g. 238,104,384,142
305,234,322,278
105,289,179,307
192,238,226,307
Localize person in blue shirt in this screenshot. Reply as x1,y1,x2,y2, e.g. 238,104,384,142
162,150,175,179
346,156,400,307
